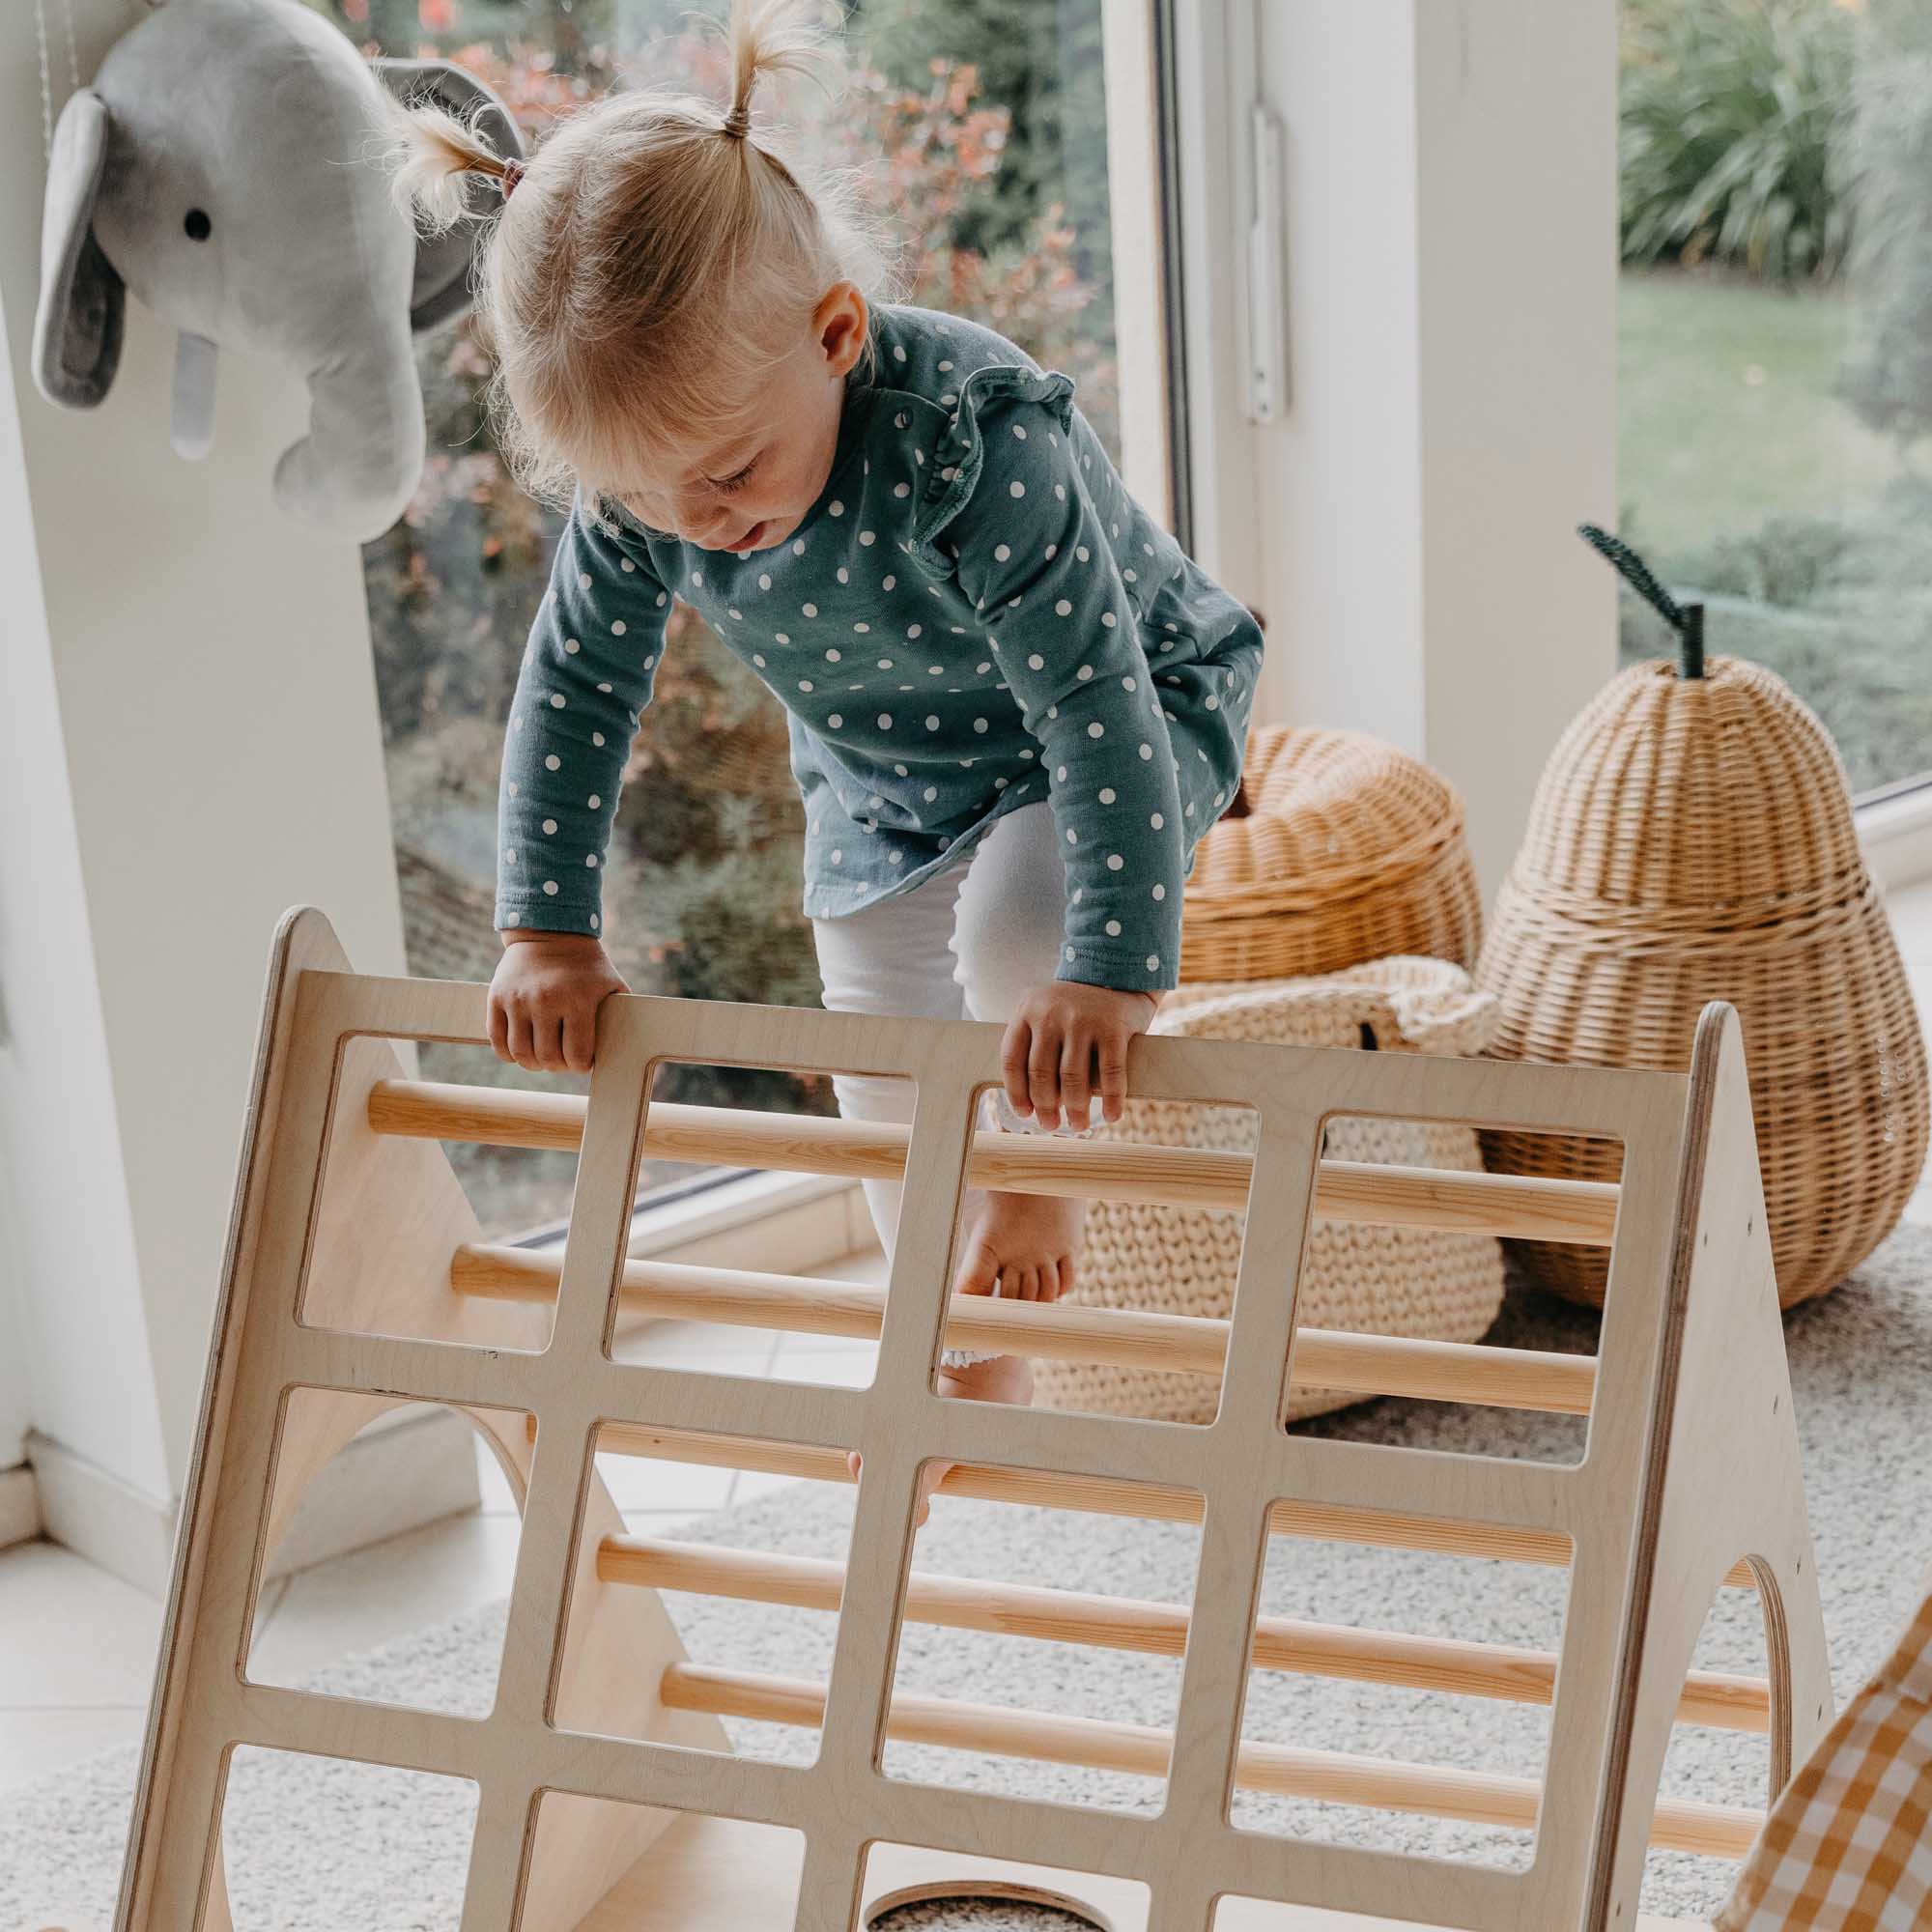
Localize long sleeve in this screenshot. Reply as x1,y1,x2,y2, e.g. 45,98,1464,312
934,384,1187,989
495,492,671,937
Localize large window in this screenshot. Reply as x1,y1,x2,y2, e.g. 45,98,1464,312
1617,0,1932,804
309,0,1159,1238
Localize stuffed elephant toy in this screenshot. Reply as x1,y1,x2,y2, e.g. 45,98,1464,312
31,0,523,544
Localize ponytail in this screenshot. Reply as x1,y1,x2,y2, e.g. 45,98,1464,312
380,93,519,238
373,0,893,524
720,0,837,145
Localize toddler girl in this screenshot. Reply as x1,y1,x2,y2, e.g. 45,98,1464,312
388,0,1263,1513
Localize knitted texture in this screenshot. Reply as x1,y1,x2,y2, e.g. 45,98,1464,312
1036,957,1506,1425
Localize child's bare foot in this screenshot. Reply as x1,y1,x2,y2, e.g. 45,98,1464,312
847,1352,1035,1527
846,1187,1081,1521
951,1184,1086,1303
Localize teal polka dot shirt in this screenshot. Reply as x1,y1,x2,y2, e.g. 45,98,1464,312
496,304,1264,991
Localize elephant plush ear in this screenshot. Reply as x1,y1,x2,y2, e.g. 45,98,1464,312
371,59,526,334
33,89,126,410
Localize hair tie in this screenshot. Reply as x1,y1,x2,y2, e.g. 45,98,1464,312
498,156,526,198
722,104,752,140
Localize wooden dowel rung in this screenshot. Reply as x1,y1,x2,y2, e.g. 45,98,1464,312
600,1535,1770,1732
571,1419,1756,1590
455,1244,1600,1414
371,1079,1621,1245
656,1662,1761,1859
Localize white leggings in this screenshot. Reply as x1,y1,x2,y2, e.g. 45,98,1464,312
810,801,1075,1366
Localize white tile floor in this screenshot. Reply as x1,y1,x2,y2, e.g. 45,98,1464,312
5,879,1932,1798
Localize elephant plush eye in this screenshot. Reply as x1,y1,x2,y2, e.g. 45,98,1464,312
184,209,212,242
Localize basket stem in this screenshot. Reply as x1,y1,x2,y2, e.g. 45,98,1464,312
1578,523,1704,680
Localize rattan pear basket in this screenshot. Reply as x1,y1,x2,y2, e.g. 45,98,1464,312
1477,644,1929,1310
1179,725,1483,982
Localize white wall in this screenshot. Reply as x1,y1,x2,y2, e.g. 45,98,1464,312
0,107,172,1502
0,0,411,1530
1410,0,1621,895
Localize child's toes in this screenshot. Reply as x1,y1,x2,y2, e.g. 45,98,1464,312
951,1239,1000,1298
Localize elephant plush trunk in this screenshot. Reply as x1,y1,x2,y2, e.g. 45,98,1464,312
273,327,427,545
171,331,219,460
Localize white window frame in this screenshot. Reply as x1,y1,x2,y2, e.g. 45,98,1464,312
1164,0,1623,902
1861,783,1932,895
1168,0,1932,896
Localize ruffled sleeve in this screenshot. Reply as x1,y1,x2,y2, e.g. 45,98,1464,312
907,366,1188,990
494,489,672,938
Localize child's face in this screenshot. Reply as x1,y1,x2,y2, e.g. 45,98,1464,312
613,284,870,555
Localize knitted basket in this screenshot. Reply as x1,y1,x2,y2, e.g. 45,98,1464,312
1476,652,1930,1310
1035,957,1506,1426
1179,725,1484,982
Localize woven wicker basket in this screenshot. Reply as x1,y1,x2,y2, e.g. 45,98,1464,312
1179,725,1483,983
1034,958,1506,1426
1477,653,1930,1310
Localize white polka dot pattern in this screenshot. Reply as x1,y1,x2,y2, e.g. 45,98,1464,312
494,305,1264,989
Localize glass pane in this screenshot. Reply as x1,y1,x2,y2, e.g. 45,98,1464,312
1618,0,1932,803
310,0,1128,1233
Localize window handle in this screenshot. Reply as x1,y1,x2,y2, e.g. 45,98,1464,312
1246,100,1287,425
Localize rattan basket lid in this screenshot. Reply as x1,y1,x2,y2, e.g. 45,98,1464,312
1185,725,1469,922
1509,654,1864,921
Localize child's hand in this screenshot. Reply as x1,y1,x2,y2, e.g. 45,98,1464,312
1001,981,1159,1132
489,929,630,1074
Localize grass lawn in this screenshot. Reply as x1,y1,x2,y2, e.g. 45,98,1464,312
1617,269,1932,799
1618,267,1907,556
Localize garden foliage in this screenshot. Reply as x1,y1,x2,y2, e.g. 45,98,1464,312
1619,0,1856,282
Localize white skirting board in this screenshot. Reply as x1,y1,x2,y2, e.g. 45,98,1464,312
0,1461,41,1551
26,1407,482,1599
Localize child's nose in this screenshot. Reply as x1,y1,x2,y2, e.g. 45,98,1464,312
690,500,740,547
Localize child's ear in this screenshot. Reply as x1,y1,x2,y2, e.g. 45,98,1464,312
815,281,869,376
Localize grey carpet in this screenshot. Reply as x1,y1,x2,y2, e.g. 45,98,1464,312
5,1232,1931,1930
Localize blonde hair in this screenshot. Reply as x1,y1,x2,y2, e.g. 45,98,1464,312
381,0,893,533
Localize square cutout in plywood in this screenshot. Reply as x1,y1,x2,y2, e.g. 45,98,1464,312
303,1026,582,1352
1276,1115,1620,1467
598,1055,919,1387
1474,1123,1630,1310
216,1746,478,1929
416,1038,591,1242
1228,1526,1577,1871
568,1423,859,1768
970,1089,1263,1429
244,1392,534,1719
878,1469,1207,1817
531,1799,805,1929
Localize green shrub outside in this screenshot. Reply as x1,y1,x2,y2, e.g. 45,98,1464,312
1617,476,1932,796
1619,0,1857,283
